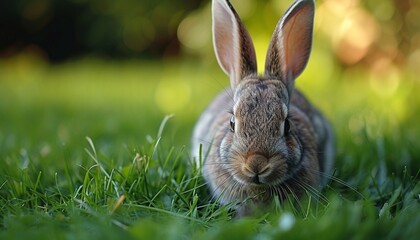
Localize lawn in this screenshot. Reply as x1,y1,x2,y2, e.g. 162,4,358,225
0,54,419,239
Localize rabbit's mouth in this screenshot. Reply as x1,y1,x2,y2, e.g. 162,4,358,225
232,149,305,188
251,174,263,185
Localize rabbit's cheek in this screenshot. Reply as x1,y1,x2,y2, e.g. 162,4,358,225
219,133,234,156
284,135,303,166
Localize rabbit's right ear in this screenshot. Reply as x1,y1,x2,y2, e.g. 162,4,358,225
212,0,257,89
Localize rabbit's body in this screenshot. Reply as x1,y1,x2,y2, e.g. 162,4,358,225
193,85,334,205
192,0,334,210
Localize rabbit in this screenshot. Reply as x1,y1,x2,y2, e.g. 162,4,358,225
192,0,335,214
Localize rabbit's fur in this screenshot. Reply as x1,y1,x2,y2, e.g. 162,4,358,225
192,0,334,212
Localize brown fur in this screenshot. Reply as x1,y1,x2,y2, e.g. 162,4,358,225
192,0,334,212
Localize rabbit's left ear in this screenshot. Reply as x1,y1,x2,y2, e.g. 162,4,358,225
265,0,315,93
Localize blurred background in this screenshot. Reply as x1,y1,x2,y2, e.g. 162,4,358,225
1,0,419,65
0,0,419,170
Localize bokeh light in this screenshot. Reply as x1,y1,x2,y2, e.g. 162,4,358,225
155,79,191,114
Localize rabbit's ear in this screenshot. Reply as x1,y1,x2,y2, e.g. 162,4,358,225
265,0,314,92
213,0,257,88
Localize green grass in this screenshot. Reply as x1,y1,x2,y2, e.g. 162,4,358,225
0,54,419,239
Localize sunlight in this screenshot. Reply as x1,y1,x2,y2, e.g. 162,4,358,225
368,58,400,97
334,10,378,65
408,48,420,77
177,10,211,51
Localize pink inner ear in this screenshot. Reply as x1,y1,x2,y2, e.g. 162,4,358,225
282,4,314,79
213,2,237,77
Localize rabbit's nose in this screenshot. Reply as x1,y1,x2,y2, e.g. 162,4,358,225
252,174,261,184
243,154,270,183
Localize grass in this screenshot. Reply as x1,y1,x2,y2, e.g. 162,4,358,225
0,54,419,240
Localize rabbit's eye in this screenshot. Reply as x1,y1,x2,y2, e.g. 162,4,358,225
284,118,291,135
230,116,235,132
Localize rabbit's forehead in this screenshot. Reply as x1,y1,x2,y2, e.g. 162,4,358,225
234,79,289,100
233,80,289,118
